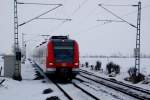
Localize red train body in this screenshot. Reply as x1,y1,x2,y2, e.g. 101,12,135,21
32,36,79,79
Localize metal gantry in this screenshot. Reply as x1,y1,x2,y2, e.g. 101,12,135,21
98,1,142,74
13,0,22,81
135,1,141,74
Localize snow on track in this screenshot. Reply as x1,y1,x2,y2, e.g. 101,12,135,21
79,70,150,100
74,76,136,100
58,83,95,100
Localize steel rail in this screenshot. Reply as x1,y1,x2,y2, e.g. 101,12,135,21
72,82,100,100
79,69,150,100
80,69,150,94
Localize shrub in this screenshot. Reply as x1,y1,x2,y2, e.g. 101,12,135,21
106,62,120,75
91,65,94,70
81,64,84,67
95,61,101,71
128,67,137,77
85,62,89,68
106,62,113,74
127,67,145,83
114,64,120,74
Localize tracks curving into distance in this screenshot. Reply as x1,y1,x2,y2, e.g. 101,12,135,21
79,69,150,100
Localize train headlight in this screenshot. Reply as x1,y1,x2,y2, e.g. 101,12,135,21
49,63,53,66
74,63,79,66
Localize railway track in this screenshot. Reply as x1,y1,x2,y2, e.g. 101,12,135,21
29,59,100,100
79,69,150,100
54,81,100,100
71,81,100,100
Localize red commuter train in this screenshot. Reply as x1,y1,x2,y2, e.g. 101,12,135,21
32,36,79,79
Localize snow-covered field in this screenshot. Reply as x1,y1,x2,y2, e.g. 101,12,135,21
80,57,150,90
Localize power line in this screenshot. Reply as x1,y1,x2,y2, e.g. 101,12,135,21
50,0,89,33
80,21,112,33
97,19,124,22
71,0,89,15
50,20,67,33
36,18,72,21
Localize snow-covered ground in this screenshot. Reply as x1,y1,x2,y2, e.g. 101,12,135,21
0,58,67,100
80,57,150,90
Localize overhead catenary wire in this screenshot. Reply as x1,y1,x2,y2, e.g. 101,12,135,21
71,0,89,16
50,20,67,34
36,18,72,21
96,19,124,22
79,20,115,33
73,0,117,30
50,0,89,33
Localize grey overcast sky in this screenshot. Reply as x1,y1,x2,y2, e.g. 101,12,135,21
0,0,150,56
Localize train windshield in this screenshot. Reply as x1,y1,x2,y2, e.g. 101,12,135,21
54,42,74,63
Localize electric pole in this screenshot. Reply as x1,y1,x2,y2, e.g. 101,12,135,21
135,1,141,74
13,0,22,81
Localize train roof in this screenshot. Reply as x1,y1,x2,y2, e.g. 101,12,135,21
36,36,75,48
49,35,75,42
50,36,68,40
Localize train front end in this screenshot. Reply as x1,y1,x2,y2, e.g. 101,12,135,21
46,36,79,79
